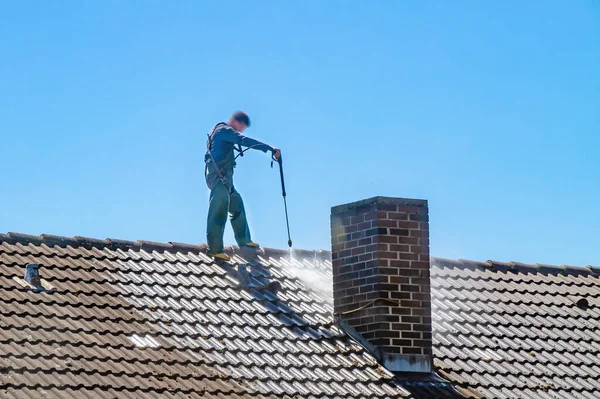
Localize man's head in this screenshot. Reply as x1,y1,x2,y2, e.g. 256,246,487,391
228,110,251,133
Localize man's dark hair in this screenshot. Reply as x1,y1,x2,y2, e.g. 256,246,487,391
231,110,251,127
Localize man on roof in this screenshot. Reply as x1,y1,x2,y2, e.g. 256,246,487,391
204,111,281,262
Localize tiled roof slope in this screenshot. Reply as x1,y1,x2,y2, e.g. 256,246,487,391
0,233,459,399
431,258,600,399
4,233,599,399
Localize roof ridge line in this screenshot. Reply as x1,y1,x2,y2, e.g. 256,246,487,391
1,232,208,254
486,260,600,276
432,256,599,277
1,232,331,261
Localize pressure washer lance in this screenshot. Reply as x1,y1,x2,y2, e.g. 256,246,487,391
272,154,292,248
235,143,292,248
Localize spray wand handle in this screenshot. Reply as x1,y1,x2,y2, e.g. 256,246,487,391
278,157,286,197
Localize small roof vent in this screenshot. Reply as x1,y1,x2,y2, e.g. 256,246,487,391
576,298,589,309
24,263,41,286
569,296,589,310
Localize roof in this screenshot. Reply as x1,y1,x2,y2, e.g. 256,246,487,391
0,233,460,399
1,232,599,398
431,258,600,399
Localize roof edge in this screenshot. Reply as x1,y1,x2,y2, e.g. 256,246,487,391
3,232,594,276
0,232,331,261
431,256,599,277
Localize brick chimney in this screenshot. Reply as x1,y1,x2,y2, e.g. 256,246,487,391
331,196,431,373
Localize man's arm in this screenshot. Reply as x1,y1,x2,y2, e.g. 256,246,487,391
219,126,273,153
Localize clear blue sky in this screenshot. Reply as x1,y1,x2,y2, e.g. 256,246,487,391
1,1,598,266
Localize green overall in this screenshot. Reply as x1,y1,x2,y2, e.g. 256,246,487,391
205,123,273,255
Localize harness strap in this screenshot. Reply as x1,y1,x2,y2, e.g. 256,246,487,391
206,123,233,194
206,122,227,151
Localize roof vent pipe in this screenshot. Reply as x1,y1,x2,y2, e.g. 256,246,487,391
25,263,41,286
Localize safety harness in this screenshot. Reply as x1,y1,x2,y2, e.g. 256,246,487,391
206,122,235,194
206,123,279,193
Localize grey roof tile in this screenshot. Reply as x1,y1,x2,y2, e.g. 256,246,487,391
6,233,600,398
430,257,600,398
1,233,424,398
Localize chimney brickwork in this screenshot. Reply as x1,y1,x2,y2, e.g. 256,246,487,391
331,196,432,372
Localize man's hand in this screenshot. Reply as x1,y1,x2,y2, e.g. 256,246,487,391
272,148,281,160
